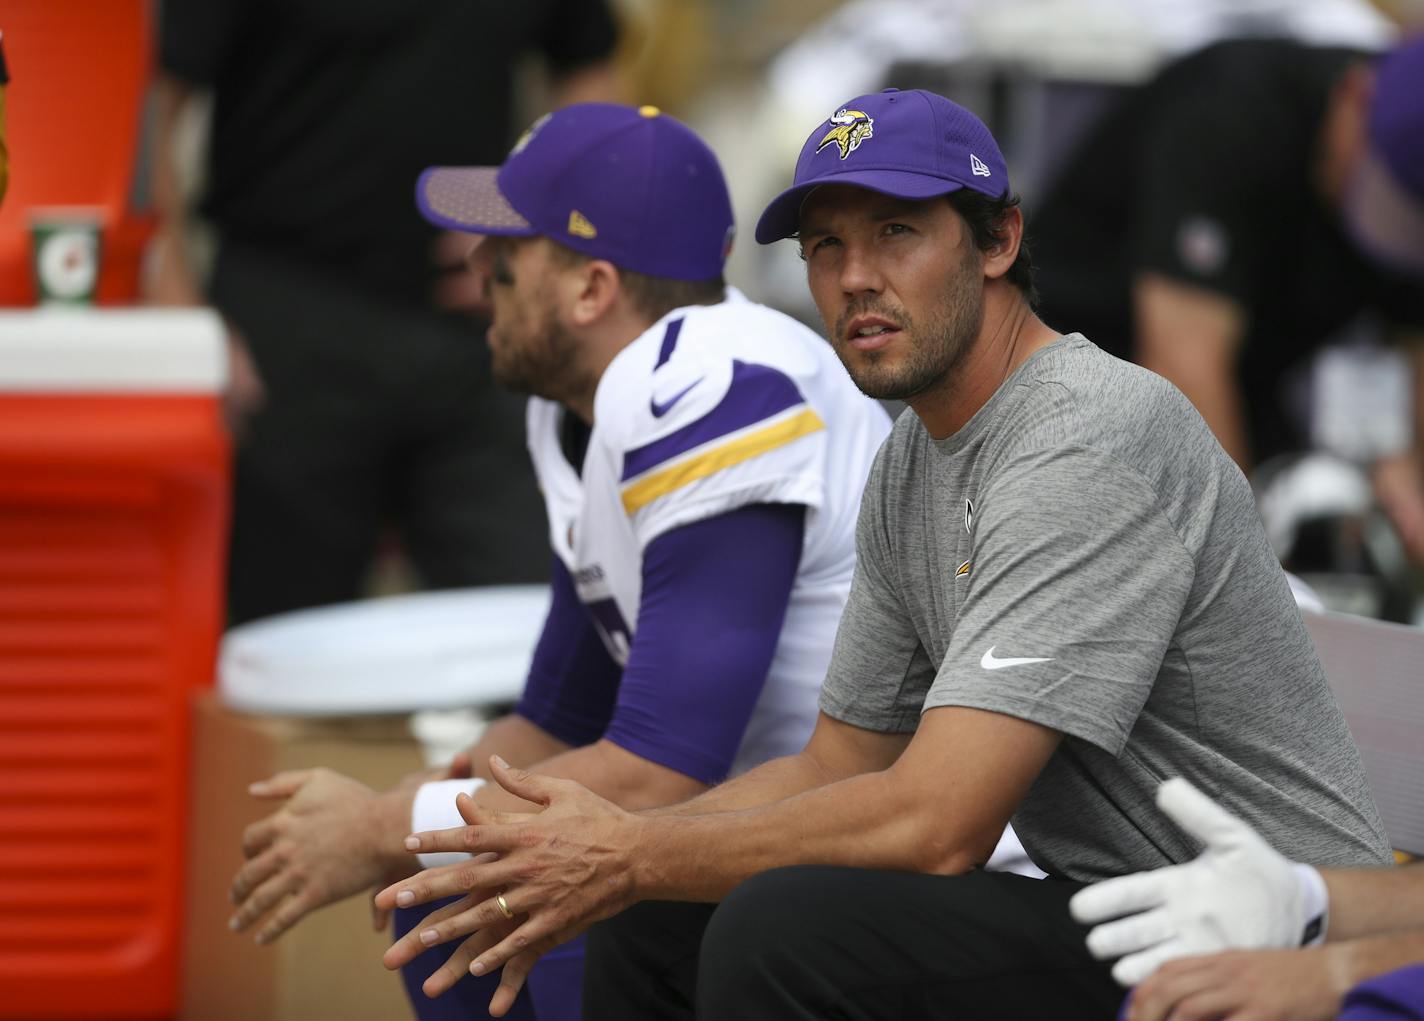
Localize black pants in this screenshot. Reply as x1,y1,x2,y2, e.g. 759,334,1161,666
212,243,549,625
584,867,1123,1020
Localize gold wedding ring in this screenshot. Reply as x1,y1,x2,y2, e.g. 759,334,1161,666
495,893,514,920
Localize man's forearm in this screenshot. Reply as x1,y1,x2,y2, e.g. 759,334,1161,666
145,73,209,306
630,707,1051,903
463,714,572,783
1323,864,1424,941
647,750,834,818
651,714,912,819
1328,928,1424,993
1134,273,1252,469
633,766,985,904
474,738,705,815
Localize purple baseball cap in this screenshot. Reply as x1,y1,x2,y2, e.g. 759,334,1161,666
417,103,734,281
1344,36,1424,277
755,88,1010,244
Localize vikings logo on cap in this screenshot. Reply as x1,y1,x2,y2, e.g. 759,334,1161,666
816,108,873,160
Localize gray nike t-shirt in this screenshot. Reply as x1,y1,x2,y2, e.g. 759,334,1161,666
821,336,1390,880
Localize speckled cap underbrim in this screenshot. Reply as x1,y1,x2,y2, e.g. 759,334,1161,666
415,166,537,236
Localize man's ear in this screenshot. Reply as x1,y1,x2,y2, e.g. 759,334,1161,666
567,259,621,327
982,204,1023,282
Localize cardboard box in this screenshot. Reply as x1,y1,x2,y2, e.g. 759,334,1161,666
182,692,424,1021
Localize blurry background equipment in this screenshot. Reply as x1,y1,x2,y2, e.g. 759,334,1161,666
145,0,625,627
217,587,548,717
0,309,228,1020
184,584,548,1021
182,693,425,1021
1304,608,1424,857
0,1,153,305
1256,453,1419,622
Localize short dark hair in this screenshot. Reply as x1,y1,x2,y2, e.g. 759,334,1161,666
618,270,725,322
945,190,1037,306
548,243,724,321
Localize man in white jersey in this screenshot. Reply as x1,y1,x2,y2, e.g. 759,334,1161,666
227,102,891,1020
381,89,1389,1020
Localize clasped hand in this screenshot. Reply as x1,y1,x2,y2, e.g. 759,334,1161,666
229,755,471,943
228,767,397,943
376,756,643,1017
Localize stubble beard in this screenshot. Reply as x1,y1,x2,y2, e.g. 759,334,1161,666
830,255,985,403
489,306,595,407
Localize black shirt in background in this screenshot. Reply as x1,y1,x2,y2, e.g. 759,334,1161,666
1032,39,1424,465
159,0,618,308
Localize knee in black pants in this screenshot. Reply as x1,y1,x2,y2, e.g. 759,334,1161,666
698,866,841,1021
697,865,1122,1021
584,900,715,1021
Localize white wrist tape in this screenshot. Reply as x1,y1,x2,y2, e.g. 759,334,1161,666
1293,863,1329,945
411,778,486,869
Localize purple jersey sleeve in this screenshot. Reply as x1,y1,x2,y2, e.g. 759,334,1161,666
1338,963,1424,1021
514,557,622,748
602,502,805,784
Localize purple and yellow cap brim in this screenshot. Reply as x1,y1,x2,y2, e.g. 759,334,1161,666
415,166,539,236
756,169,971,244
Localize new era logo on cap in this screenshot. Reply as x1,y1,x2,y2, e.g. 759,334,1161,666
568,210,597,239
970,154,991,177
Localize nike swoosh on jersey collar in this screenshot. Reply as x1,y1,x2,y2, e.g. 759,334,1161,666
650,378,703,418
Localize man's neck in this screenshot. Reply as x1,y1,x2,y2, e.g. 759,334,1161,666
563,312,658,425
907,288,1061,441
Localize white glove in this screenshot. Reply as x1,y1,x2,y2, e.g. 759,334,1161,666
1069,778,1328,987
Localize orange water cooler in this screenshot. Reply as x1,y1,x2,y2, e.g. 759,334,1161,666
0,309,229,1019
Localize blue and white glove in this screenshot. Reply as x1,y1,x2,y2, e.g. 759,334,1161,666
1069,778,1329,987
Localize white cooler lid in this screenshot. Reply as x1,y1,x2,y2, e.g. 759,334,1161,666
0,308,227,393
218,586,550,716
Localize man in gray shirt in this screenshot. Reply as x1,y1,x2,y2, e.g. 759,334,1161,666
377,89,1390,1021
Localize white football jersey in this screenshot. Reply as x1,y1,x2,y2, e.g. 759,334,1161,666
527,289,891,776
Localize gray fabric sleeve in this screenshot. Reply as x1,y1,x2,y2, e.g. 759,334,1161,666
818,468,935,733
925,446,1195,754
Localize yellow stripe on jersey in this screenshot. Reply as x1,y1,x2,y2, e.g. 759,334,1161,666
621,408,825,515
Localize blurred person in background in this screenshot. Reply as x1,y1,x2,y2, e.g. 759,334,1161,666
227,103,897,1020
730,0,1396,323
147,0,621,625
1073,779,1424,1020
1032,36,1424,569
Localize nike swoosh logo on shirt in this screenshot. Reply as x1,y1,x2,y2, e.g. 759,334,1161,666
980,646,1054,670
650,378,704,418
